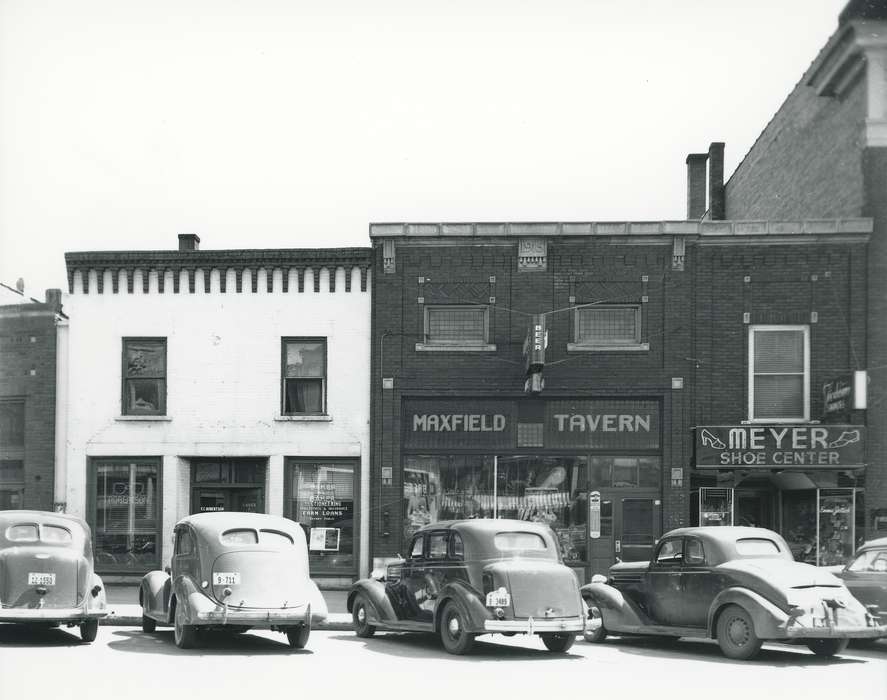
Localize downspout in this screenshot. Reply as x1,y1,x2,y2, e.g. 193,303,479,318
53,315,69,511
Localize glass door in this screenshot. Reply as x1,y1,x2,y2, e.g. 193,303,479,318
617,497,659,562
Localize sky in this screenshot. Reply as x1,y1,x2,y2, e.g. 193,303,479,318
0,0,849,298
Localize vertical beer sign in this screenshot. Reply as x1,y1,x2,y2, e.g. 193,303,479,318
588,491,601,539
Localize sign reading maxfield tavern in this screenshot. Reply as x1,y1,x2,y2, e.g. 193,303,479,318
695,425,865,468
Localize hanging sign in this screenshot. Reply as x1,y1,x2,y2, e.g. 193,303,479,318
588,491,601,539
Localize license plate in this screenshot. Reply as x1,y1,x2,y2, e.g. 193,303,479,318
486,590,511,607
213,572,240,586
28,573,56,586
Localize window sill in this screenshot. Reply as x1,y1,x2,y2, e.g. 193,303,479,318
115,415,172,422
567,343,649,352
742,418,813,424
275,415,333,422
415,343,497,352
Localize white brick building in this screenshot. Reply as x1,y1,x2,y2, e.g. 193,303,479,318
62,235,371,586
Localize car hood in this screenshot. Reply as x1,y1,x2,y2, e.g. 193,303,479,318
718,558,843,589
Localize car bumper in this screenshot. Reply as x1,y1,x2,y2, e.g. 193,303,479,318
0,607,108,623
783,623,887,639
193,606,325,627
484,616,585,634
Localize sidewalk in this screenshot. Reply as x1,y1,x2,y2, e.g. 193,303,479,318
102,584,353,631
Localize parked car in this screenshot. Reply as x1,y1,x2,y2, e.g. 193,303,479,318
581,526,885,660
0,510,107,642
347,519,585,655
830,537,887,631
139,512,328,649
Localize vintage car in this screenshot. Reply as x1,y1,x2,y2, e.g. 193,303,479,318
139,512,328,649
830,537,887,631
347,519,585,655
0,510,107,642
580,526,885,659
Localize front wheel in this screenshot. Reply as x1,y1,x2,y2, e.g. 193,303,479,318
79,619,99,643
287,624,310,649
716,604,762,660
173,603,199,649
440,602,475,655
542,633,575,653
805,638,850,657
141,615,156,633
352,595,376,638
583,605,607,643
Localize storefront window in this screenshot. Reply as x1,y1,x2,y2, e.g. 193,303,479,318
589,456,660,488
818,489,854,566
286,460,356,574
699,487,733,526
782,490,817,563
496,456,587,564
91,458,160,572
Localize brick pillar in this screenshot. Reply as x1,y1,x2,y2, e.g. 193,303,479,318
708,142,725,220
686,153,708,219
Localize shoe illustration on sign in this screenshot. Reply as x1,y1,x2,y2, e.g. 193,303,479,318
700,429,726,450
828,430,861,448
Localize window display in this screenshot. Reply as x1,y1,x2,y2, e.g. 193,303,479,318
782,490,817,563
818,489,854,566
699,487,733,526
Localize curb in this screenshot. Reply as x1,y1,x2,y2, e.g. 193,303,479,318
100,611,354,632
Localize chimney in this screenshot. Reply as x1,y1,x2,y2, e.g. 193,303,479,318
178,233,200,251
686,153,708,220
45,289,63,314
708,142,725,220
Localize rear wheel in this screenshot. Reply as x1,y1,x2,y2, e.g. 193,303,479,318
173,603,199,649
287,624,310,649
352,595,376,638
542,633,575,653
79,619,98,643
141,615,156,633
440,602,475,655
716,604,762,660
583,605,607,643
805,638,850,657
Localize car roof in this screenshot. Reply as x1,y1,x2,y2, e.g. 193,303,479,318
413,518,554,536
176,511,303,536
858,537,887,551
0,509,89,531
660,526,784,542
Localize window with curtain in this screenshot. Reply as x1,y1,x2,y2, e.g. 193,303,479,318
282,338,326,414
750,326,808,421
122,338,167,415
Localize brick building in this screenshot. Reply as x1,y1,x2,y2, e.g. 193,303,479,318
368,212,870,580
0,283,66,512
715,0,887,541
63,235,372,586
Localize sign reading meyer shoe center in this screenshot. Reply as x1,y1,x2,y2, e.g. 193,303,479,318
695,425,865,468
404,398,660,450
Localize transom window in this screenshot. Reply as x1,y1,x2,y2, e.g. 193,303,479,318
282,338,326,414
574,305,641,347
424,305,489,346
122,338,167,415
749,326,809,421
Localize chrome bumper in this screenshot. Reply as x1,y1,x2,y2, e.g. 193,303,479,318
783,624,886,639
194,606,325,627
484,616,585,634
0,607,107,622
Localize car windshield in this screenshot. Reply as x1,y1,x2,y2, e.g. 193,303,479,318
735,538,782,557
221,529,259,545
6,524,38,542
41,525,73,543
494,531,549,553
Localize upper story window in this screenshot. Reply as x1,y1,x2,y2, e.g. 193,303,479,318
122,338,167,415
282,338,326,414
570,305,647,351
748,326,809,422
420,305,492,349
0,400,24,448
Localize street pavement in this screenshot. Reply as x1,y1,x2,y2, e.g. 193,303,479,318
1,624,884,700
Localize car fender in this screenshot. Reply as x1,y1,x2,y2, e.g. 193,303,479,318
579,582,648,629
172,576,217,625
708,587,789,639
86,572,107,613
140,570,171,621
433,581,490,634
347,579,398,623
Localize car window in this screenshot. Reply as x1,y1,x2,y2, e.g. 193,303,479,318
494,532,548,552
260,529,294,545
41,525,73,544
451,532,464,559
685,538,705,565
175,528,194,555
655,538,683,565
848,549,887,573
427,532,449,560
221,529,258,545
6,524,38,542
735,538,782,556
409,535,424,559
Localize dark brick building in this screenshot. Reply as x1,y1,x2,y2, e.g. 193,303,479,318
0,286,66,512
368,214,870,580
